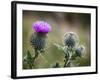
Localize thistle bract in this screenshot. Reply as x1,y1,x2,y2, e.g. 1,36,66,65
63,32,79,48
32,21,51,33
30,32,47,51
75,45,85,57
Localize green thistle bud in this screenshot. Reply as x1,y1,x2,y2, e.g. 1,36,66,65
30,32,47,51
75,45,85,57
63,32,79,48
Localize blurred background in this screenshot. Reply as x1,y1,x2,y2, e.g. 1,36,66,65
23,10,91,69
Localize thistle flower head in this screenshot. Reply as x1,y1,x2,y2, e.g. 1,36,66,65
32,21,51,33
75,45,85,57
63,32,79,48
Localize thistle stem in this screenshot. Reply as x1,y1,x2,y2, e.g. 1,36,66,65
34,49,39,59
64,58,68,67
64,54,72,67
66,59,71,67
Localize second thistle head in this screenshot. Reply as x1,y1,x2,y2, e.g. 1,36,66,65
30,21,51,51
63,32,79,48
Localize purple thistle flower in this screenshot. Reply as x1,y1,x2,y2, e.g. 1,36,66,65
32,21,51,33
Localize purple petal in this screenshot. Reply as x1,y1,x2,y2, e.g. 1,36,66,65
32,21,51,33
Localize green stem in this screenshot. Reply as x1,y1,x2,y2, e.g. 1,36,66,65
64,58,68,67
64,53,72,67
66,59,71,67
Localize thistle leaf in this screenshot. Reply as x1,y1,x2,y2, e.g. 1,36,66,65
53,43,63,51
24,50,33,69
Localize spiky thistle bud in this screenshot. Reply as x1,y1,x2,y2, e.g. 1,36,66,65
30,32,47,51
63,32,79,48
75,45,85,57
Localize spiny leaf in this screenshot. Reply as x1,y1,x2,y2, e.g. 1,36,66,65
25,50,33,69
53,43,63,51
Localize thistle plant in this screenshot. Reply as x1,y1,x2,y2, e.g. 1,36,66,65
54,32,85,67
24,21,51,69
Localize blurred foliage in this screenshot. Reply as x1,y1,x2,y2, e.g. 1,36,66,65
23,10,91,69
